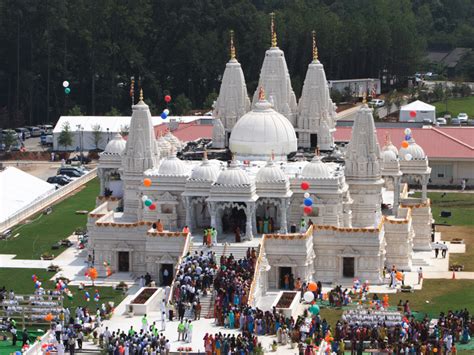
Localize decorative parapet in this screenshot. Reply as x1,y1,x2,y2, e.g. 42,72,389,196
147,231,188,237
313,224,381,233
400,198,431,209
265,225,314,240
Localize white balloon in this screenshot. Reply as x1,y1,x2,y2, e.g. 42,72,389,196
404,128,411,136
304,291,315,303
405,153,413,161
62,80,69,88
164,109,170,115
304,192,310,198
141,195,148,202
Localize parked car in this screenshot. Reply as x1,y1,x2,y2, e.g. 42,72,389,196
451,118,461,126
436,117,447,125
423,118,433,125
40,134,53,145
457,113,468,124
15,127,30,139
25,126,42,137
47,175,72,186
39,124,53,134
57,169,83,178
468,119,474,126
369,99,385,107
66,154,91,165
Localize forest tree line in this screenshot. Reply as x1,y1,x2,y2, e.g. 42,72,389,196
1,0,474,127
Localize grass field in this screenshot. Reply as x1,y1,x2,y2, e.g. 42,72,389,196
433,96,474,118
0,178,99,259
0,268,125,311
414,191,474,226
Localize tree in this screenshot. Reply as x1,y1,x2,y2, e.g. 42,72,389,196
203,92,218,110
330,88,343,105
91,124,103,150
174,94,192,115
58,122,73,151
3,130,18,151
68,105,84,116
105,107,122,116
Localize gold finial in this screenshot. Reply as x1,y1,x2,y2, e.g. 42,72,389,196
203,149,208,160
315,146,320,156
312,30,318,62
139,88,144,101
230,30,236,60
385,132,391,146
270,12,277,48
362,92,367,104
271,150,274,161
258,86,265,101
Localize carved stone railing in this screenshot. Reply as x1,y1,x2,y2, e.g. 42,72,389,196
166,232,191,304
247,237,265,307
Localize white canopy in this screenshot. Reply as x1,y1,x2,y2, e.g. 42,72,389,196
52,115,202,151
399,100,436,123
0,167,55,224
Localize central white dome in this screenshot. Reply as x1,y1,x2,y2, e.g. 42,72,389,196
229,94,297,161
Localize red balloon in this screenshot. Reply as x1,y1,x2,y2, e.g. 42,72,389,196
149,203,156,211
301,182,310,190
164,95,172,103
409,110,416,118
304,206,312,214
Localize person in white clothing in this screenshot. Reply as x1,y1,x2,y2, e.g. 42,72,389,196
186,320,193,343
161,311,166,331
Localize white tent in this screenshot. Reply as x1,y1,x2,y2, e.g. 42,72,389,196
0,167,55,224
399,100,436,123
52,116,202,151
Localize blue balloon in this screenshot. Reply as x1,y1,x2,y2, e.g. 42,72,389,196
161,112,168,119
405,135,411,141
16,352,22,355
304,198,313,207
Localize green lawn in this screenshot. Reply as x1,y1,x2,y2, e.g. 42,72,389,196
432,96,474,118
414,191,474,226
0,268,125,311
0,178,99,259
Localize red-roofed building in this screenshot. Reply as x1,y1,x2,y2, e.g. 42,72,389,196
153,120,213,142
334,126,474,186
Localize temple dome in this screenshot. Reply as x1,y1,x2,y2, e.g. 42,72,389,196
229,95,297,160
189,157,220,182
384,142,399,156
255,160,287,183
215,161,251,186
399,139,426,160
103,133,126,155
382,148,398,163
302,155,331,178
157,155,188,176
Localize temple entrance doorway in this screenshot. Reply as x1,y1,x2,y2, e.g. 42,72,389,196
221,203,246,235
343,257,355,278
118,252,130,272
194,200,210,228
256,202,278,234
310,134,318,148
279,267,292,289
160,264,173,286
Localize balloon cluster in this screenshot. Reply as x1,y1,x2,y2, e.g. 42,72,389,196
401,128,413,161
142,178,157,210
94,289,100,302
85,291,90,302
63,80,71,95
161,95,172,119
32,275,43,289
300,181,314,215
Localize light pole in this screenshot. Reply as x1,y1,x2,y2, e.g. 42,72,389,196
80,126,84,164
106,127,110,143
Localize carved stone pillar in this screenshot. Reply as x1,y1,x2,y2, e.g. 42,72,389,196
209,202,218,231
98,168,105,195
279,198,289,233
183,196,193,232
421,175,429,202
393,176,401,214
245,202,256,240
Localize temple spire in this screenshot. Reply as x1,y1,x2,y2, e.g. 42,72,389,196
230,30,236,60
312,30,318,62
270,12,277,48
362,91,367,104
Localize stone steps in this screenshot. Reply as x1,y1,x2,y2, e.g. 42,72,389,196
412,258,431,267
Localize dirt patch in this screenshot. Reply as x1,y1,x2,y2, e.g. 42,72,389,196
438,226,474,271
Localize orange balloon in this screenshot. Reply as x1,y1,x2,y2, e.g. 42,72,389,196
88,267,98,280
143,178,152,187
44,313,53,322
396,271,403,281
401,141,409,149
308,282,317,292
